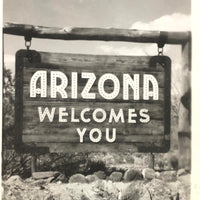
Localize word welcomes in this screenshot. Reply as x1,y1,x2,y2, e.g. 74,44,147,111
15,50,171,152
30,71,157,143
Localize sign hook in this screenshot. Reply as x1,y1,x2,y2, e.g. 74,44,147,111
24,35,32,62
24,35,32,50
157,31,167,56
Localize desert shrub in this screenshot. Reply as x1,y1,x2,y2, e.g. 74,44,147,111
3,69,15,125
85,160,106,175
2,68,20,179
157,160,165,170
37,153,107,178
37,153,90,178
3,68,15,147
2,150,32,179
169,155,179,170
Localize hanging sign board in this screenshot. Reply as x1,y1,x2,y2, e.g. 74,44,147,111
15,50,171,153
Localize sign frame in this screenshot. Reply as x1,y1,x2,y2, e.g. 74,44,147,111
15,49,171,153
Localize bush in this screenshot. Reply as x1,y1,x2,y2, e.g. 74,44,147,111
85,160,106,175
169,155,179,170
3,68,15,130
2,150,31,179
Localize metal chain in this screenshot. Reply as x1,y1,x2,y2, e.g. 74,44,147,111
158,47,163,56
25,40,31,50
157,32,167,56
24,36,32,62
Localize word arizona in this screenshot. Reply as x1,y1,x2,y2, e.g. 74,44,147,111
30,71,159,100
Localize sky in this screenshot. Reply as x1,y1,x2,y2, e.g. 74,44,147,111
3,0,191,97
4,0,190,27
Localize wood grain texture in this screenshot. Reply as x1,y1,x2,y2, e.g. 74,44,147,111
22,120,164,136
25,141,167,153
22,134,165,143
32,171,60,179
15,50,171,153
4,22,190,44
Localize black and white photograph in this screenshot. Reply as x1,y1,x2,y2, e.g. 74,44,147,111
2,0,197,199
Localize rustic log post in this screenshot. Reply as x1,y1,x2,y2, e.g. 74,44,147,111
178,38,191,170
31,154,37,174
148,153,155,169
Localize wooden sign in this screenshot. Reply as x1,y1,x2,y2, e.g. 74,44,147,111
15,50,171,153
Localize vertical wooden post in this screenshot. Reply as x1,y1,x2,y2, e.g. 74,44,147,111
31,154,37,174
178,39,191,170
148,153,155,169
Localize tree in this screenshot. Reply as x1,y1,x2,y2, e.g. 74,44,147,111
3,67,15,147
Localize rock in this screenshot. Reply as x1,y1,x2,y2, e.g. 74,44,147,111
29,178,52,187
121,177,178,200
3,180,55,200
106,166,117,174
109,172,123,182
85,174,99,183
142,168,156,180
81,194,90,200
94,171,106,179
145,179,172,200
51,173,68,183
68,173,86,183
177,168,187,176
160,171,177,182
94,180,119,199
155,172,160,179
177,174,190,186
5,175,23,185
121,178,174,200
176,174,190,200
32,171,60,179
109,164,133,172
123,168,142,182
121,181,149,200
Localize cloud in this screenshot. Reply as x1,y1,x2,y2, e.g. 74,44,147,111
130,13,191,31
98,13,190,55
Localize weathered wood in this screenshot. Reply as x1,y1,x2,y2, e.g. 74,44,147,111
15,50,41,151
15,50,171,153
3,22,190,44
40,52,166,69
23,134,165,143
31,155,37,174
32,171,60,179
22,124,164,137
178,41,191,170
148,153,155,169
29,142,167,153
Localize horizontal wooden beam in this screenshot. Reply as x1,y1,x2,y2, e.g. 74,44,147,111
3,22,190,44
